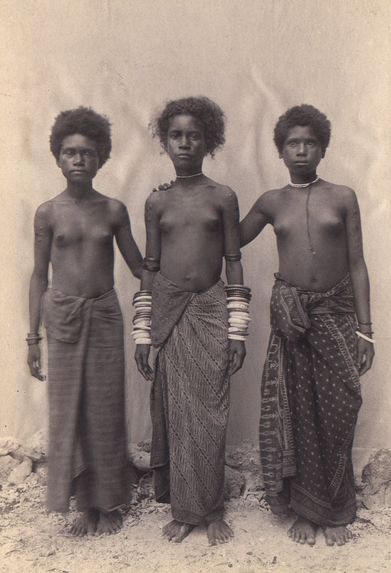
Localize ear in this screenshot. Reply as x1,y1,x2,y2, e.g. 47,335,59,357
321,149,326,159
56,158,61,168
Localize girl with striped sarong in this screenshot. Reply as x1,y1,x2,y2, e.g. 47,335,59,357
134,97,251,546
27,107,143,536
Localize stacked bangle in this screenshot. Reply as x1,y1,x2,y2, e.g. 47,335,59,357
26,332,42,346
132,291,152,345
225,284,252,341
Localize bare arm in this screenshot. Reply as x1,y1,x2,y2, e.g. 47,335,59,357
28,204,52,380
135,193,161,381
114,203,143,279
240,195,270,247
345,188,374,375
222,188,246,375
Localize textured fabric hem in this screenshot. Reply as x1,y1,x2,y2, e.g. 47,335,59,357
172,506,225,526
290,498,357,527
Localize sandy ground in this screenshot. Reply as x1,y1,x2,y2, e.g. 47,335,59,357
1,471,391,573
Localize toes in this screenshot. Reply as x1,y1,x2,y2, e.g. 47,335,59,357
325,535,335,546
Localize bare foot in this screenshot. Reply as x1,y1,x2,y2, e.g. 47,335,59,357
323,525,352,546
70,509,99,536
162,520,194,543
288,517,317,545
207,520,233,546
95,510,123,535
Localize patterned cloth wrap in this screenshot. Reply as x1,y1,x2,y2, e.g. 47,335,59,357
44,288,134,513
150,272,230,525
260,274,362,526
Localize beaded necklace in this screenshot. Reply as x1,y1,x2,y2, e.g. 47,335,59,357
176,172,203,179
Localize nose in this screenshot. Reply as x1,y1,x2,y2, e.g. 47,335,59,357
297,143,307,156
179,136,190,149
73,152,85,165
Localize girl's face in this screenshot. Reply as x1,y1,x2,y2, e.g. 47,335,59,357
166,114,207,175
57,134,100,183
280,125,324,177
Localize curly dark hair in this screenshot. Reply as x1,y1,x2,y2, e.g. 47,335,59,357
151,96,225,157
274,104,331,154
50,106,112,167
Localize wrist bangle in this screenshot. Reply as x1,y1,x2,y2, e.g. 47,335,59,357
356,331,375,344
225,284,251,341
132,291,152,346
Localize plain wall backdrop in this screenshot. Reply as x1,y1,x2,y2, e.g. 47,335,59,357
1,1,390,463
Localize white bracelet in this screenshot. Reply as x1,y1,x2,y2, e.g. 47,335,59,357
356,331,375,344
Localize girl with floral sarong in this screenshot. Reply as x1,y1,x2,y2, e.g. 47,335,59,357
240,105,374,546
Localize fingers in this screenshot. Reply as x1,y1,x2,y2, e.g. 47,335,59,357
359,351,374,376
29,363,45,381
228,349,246,376
136,358,152,381
152,181,174,193
357,341,375,377
228,351,238,376
135,349,154,381
28,356,46,381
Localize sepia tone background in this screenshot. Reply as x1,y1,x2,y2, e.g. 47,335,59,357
1,0,390,468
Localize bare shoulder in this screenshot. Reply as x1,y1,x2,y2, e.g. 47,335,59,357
145,190,166,217
322,181,358,210
34,199,54,223
252,187,285,216
103,196,128,214
207,181,238,208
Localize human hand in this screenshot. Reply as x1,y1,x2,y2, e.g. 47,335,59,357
135,344,154,381
228,340,246,376
357,337,375,376
27,344,46,381
152,180,174,193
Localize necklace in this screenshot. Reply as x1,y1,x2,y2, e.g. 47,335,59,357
289,176,319,188
305,184,316,256
176,172,203,179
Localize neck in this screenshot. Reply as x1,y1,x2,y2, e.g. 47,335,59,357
175,171,203,180
289,174,319,188
65,182,94,197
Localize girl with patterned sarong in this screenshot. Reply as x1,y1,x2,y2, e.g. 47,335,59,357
134,97,250,545
240,105,374,546
27,107,143,536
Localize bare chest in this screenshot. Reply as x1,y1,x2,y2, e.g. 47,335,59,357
51,204,113,247
273,196,344,239
160,198,222,234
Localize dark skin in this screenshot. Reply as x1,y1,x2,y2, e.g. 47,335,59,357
135,114,245,545
28,133,143,535
240,125,374,547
